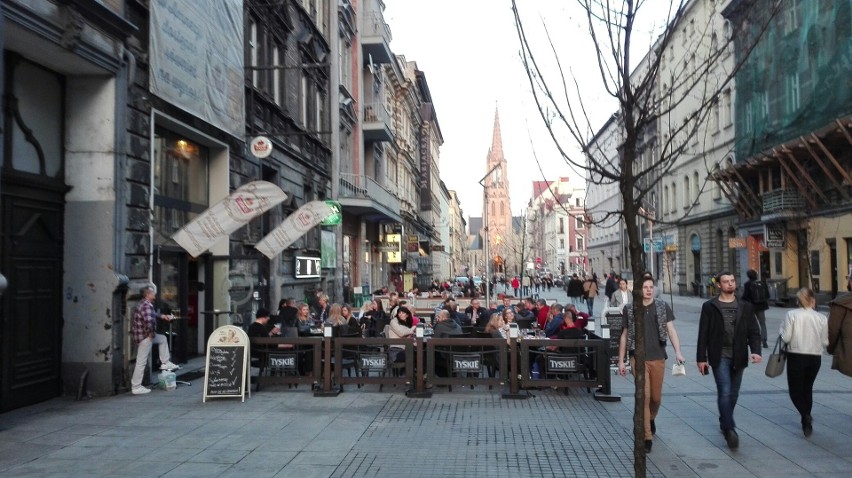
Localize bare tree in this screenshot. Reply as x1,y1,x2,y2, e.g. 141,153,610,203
511,0,778,475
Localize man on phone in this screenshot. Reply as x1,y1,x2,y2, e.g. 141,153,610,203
696,271,762,449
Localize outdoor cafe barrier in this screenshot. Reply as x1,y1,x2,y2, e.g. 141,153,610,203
249,332,619,402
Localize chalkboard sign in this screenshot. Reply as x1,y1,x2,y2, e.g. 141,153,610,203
203,325,250,402
601,308,624,368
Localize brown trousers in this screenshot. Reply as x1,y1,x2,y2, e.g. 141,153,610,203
630,358,665,440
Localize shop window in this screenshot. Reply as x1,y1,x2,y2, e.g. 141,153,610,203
153,130,209,241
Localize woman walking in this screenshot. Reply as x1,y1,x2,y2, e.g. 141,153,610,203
779,288,828,437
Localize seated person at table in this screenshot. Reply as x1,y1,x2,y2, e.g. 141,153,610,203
248,308,279,338
516,300,535,320
535,299,551,329
502,308,516,328
464,299,488,326
496,296,515,313
291,303,315,374
295,303,313,336
277,298,298,327
485,313,509,342
340,304,360,334
433,310,464,338
388,306,416,362
555,311,585,339
360,299,386,337
544,304,567,338
442,298,466,325
565,304,590,330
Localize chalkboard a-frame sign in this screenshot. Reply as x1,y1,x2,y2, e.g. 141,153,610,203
203,325,251,402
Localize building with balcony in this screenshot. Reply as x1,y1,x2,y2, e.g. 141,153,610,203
716,0,852,300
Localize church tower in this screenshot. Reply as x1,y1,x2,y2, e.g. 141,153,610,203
483,108,512,275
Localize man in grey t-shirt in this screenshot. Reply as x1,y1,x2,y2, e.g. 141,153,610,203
696,272,762,449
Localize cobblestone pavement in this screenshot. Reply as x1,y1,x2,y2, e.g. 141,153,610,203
0,291,850,477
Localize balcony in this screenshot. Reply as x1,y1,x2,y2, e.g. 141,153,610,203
338,173,401,223
363,101,393,142
361,12,393,64
761,188,807,221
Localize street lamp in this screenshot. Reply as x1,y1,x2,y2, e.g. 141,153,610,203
480,163,501,309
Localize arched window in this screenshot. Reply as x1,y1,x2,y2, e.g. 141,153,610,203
663,186,669,214
500,201,505,216
491,202,495,217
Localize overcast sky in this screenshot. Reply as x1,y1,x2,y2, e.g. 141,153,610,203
383,1,673,226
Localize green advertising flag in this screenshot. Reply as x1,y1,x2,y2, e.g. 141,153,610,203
321,200,342,226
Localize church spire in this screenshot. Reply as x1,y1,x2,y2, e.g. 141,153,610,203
490,107,503,160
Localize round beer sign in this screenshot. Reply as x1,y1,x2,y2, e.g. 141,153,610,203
250,136,273,159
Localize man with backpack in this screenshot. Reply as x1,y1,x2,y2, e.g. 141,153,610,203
742,269,770,348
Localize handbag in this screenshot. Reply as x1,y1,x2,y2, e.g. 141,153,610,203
671,361,686,376
765,336,787,378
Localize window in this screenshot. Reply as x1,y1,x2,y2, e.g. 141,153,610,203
559,217,564,234
559,238,565,249
711,99,720,133
576,216,584,229
785,73,800,114
153,130,209,240
683,175,691,207
784,0,799,35
273,46,283,107
663,185,669,214
723,89,732,126
249,20,258,86
300,74,308,126
671,183,677,213
693,171,700,202
576,235,584,252
500,201,505,216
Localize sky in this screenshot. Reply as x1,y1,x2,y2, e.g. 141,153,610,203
382,1,674,224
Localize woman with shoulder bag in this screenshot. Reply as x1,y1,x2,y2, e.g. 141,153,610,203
779,287,828,437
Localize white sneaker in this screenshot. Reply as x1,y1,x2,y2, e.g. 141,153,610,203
132,386,151,395
160,361,181,371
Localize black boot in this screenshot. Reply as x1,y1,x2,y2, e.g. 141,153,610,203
644,440,653,453
802,415,813,437
724,429,739,449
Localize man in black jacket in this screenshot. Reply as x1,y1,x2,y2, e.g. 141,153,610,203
742,269,770,348
696,271,762,449
463,299,488,326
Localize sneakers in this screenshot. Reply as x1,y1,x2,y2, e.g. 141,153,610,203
802,415,813,437
644,440,653,453
131,386,151,395
724,429,739,449
160,361,181,371
650,419,656,435
762,341,769,348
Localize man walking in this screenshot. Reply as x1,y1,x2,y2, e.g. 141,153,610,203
130,285,179,395
696,271,762,449
617,275,685,453
742,269,770,348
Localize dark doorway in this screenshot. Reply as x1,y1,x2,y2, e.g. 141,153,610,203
153,249,195,364
1,55,66,412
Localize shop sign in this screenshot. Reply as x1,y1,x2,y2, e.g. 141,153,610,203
728,237,747,249
764,223,785,248
250,136,273,158
294,256,321,279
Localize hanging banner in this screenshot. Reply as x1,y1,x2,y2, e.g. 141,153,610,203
255,200,336,259
172,181,287,257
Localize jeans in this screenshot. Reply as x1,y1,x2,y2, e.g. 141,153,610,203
786,352,821,419
712,356,744,431
585,297,594,315
131,334,170,388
